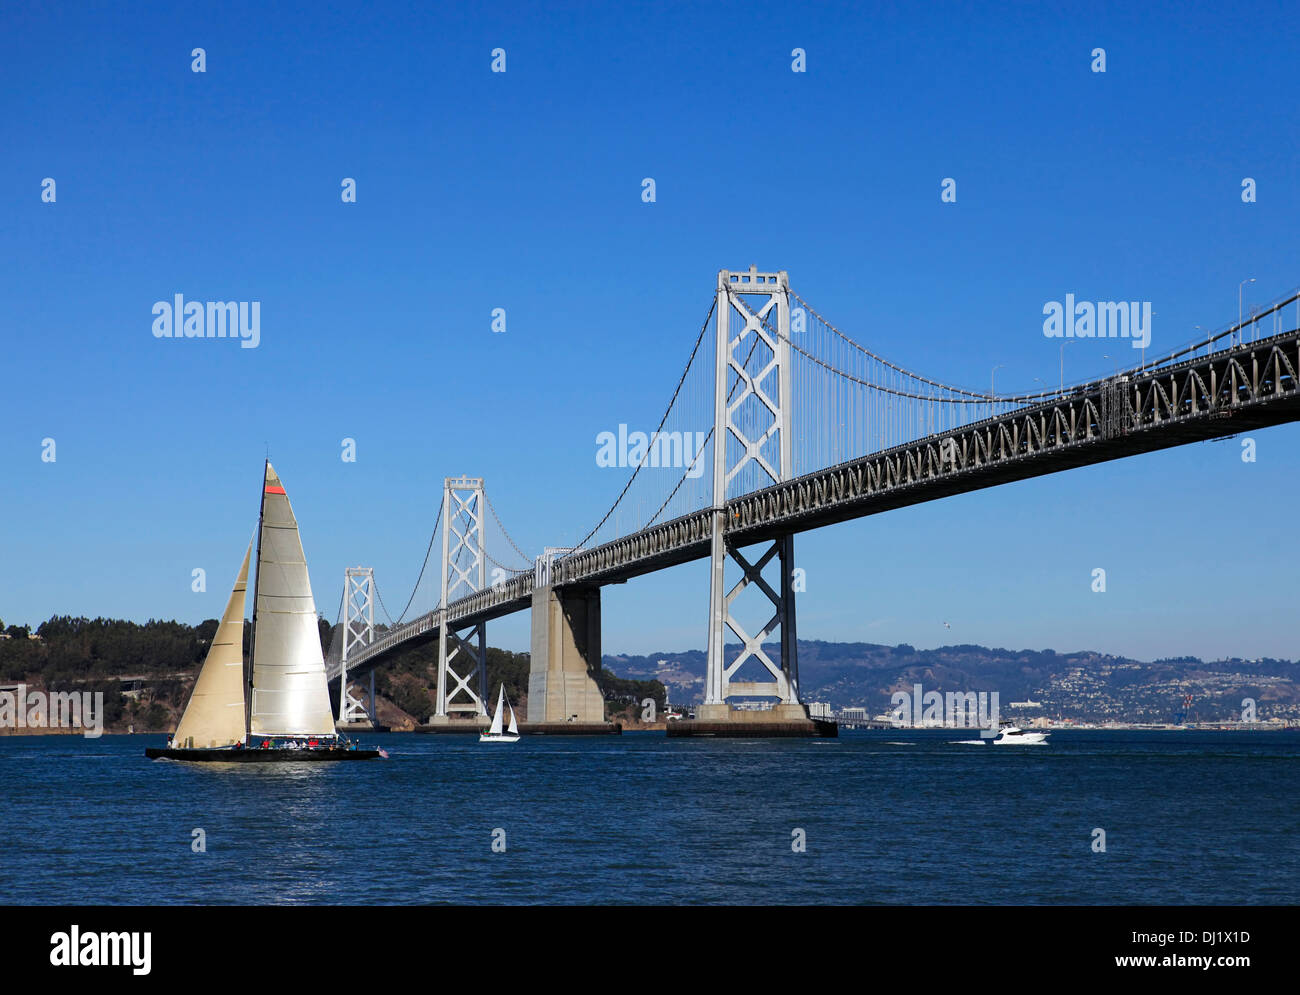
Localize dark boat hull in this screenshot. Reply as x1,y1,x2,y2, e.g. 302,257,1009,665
145,747,380,762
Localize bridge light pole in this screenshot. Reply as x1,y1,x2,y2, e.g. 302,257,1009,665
990,364,1004,418
1140,311,1154,370
1239,278,1255,347
1059,340,1075,395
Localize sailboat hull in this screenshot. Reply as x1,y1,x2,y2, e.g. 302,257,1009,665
477,734,520,743
146,746,380,762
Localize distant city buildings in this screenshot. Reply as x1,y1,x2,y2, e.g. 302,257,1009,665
637,650,1300,726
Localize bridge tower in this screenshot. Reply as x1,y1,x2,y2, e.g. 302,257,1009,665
433,476,489,721
338,566,377,726
697,266,808,725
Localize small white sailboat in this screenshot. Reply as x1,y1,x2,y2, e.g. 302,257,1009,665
479,685,520,743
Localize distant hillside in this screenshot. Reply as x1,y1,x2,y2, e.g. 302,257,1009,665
604,640,1300,724
5,615,1296,729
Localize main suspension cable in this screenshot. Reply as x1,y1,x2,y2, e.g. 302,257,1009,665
562,298,716,558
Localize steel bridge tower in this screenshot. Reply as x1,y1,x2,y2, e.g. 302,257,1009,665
434,475,489,719
699,267,806,720
339,566,377,725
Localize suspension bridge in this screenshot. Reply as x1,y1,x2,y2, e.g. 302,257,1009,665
325,267,1300,735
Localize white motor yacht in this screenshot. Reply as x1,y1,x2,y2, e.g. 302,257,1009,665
992,724,1049,745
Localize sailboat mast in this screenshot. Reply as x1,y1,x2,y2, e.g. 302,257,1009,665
246,459,269,741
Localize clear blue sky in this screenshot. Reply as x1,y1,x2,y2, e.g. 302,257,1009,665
2,0,1297,662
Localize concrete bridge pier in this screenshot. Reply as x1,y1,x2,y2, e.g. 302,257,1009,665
526,584,619,733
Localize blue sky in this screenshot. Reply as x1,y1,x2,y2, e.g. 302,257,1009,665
2,0,1297,662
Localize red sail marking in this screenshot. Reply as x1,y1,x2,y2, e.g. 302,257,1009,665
264,485,287,494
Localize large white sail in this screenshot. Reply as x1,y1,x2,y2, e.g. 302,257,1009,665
172,543,251,749
488,686,504,736
249,462,336,737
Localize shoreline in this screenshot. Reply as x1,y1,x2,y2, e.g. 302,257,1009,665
5,723,1294,738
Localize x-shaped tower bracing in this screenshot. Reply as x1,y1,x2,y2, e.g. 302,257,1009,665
436,476,488,716
704,267,802,710
339,567,375,723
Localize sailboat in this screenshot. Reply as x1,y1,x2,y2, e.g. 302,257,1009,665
147,462,380,762
479,685,520,743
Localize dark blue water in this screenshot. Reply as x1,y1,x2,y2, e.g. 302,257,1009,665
2,730,1296,904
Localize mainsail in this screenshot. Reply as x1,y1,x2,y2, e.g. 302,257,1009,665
248,462,336,737
172,543,252,749
488,686,505,736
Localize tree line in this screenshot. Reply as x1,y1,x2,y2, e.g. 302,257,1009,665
1,615,664,729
